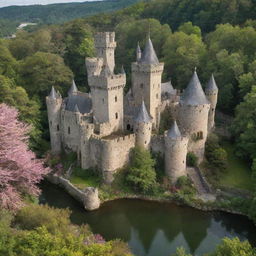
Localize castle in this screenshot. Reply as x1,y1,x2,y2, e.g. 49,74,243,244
46,32,218,184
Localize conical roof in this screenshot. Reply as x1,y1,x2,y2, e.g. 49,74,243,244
68,80,78,95
134,101,152,123
49,86,57,99
121,65,125,74
139,37,159,65
137,42,141,53
74,104,80,113
206,74,218,93
181,71,209,105
167,121,181,138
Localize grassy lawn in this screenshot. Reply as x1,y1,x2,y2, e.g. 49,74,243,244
70,168,101,190
219,141,254,191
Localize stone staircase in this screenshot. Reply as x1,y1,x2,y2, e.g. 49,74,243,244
187,167,216,202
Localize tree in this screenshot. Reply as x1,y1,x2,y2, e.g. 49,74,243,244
0,104,49,210
178,22,201,37
126,147,156,193
19,52,73,99
209,237,255,256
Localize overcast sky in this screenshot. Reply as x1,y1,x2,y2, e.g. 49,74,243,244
0,0,96,8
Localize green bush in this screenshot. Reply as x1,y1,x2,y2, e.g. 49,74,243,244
126,146,157,194
186,152,198,167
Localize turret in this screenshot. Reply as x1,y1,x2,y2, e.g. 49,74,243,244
46,86,62,154
178,70,210,161
68,80,78,95
164,121,188,184
205,74,218,132
131,36,164,129
136,42,141,62
94,32,116,73
134,101,152,149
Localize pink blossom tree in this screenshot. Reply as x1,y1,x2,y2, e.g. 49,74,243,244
0,103,50,210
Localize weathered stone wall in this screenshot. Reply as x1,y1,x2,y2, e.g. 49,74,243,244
206,91,218,132
47,174,100,211
165,135,188,183
134,121,152,149
151,134,165,155
178,103,210,162
61,110,81,152
46,96,62,153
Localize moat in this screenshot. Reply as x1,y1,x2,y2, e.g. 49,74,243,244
40,182,256,256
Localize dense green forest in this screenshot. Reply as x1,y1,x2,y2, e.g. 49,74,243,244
0,0,140,26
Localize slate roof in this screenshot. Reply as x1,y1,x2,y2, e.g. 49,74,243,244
161,80,176,95
68,80,78,95
49,86,57,99
121,65,125,74
180,71,209,105
139,37,159,65
206,74,218,93
65,93,92,114
134,101,152,123
167,121,181,138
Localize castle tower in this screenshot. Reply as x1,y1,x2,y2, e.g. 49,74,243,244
134,101,152,149
46,86,62,154
94,32,116,73
205,74,218,132
164,121,188,184
88,64,126,133
131,37,164,129
178,70,210,161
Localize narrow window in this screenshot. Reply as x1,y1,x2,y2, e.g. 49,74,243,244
156,93,159,99
57,124,59,131
140,83,144,88
68,127,71,134
127,124,131,130
50,121,52,126
115,113,118,119
115,96,117,102
102,98,104,103
145,141,147,144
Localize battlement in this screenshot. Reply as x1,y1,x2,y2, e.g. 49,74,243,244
132,62,164,73
88,73,126,89
86,57,103,76
94,32,116,48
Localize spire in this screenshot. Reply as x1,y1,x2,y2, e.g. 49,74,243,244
49,86,57,99
139,37,159,65
68,80,78,95
206,74,218,93
121,65,125,74
134,101,152,123
167,121,181,138
181,70,209,105
74,104,80,113
136,42,141,61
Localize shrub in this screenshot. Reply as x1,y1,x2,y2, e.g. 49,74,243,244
186,152,198,167
126,146,157,194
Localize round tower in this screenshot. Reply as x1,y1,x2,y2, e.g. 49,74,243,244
134,101,152,149
165,121,188,184
46,86,62,154
178,70,210,161
205,74,218,132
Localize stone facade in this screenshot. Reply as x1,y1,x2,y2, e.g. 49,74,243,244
46,32,218,184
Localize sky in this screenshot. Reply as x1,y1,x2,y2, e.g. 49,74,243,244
0,0,96,8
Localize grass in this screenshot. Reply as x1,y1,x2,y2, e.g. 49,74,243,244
218,141,254,191
70,168,101,190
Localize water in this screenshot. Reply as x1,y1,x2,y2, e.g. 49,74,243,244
40,182,256,256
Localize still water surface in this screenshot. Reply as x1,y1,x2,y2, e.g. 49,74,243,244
40,182,256,256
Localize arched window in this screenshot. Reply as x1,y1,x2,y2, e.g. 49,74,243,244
127,124,131,130
115,113,118,119
115,96,117,102
57,124,59,131
68,127,71,134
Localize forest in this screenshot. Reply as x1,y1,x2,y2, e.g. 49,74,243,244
0,0,256,254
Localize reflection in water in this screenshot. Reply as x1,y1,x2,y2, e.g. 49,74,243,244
40,182,256,256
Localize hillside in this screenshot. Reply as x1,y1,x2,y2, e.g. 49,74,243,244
0,0,140,25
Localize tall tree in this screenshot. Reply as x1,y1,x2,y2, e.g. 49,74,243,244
0,104,49,210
